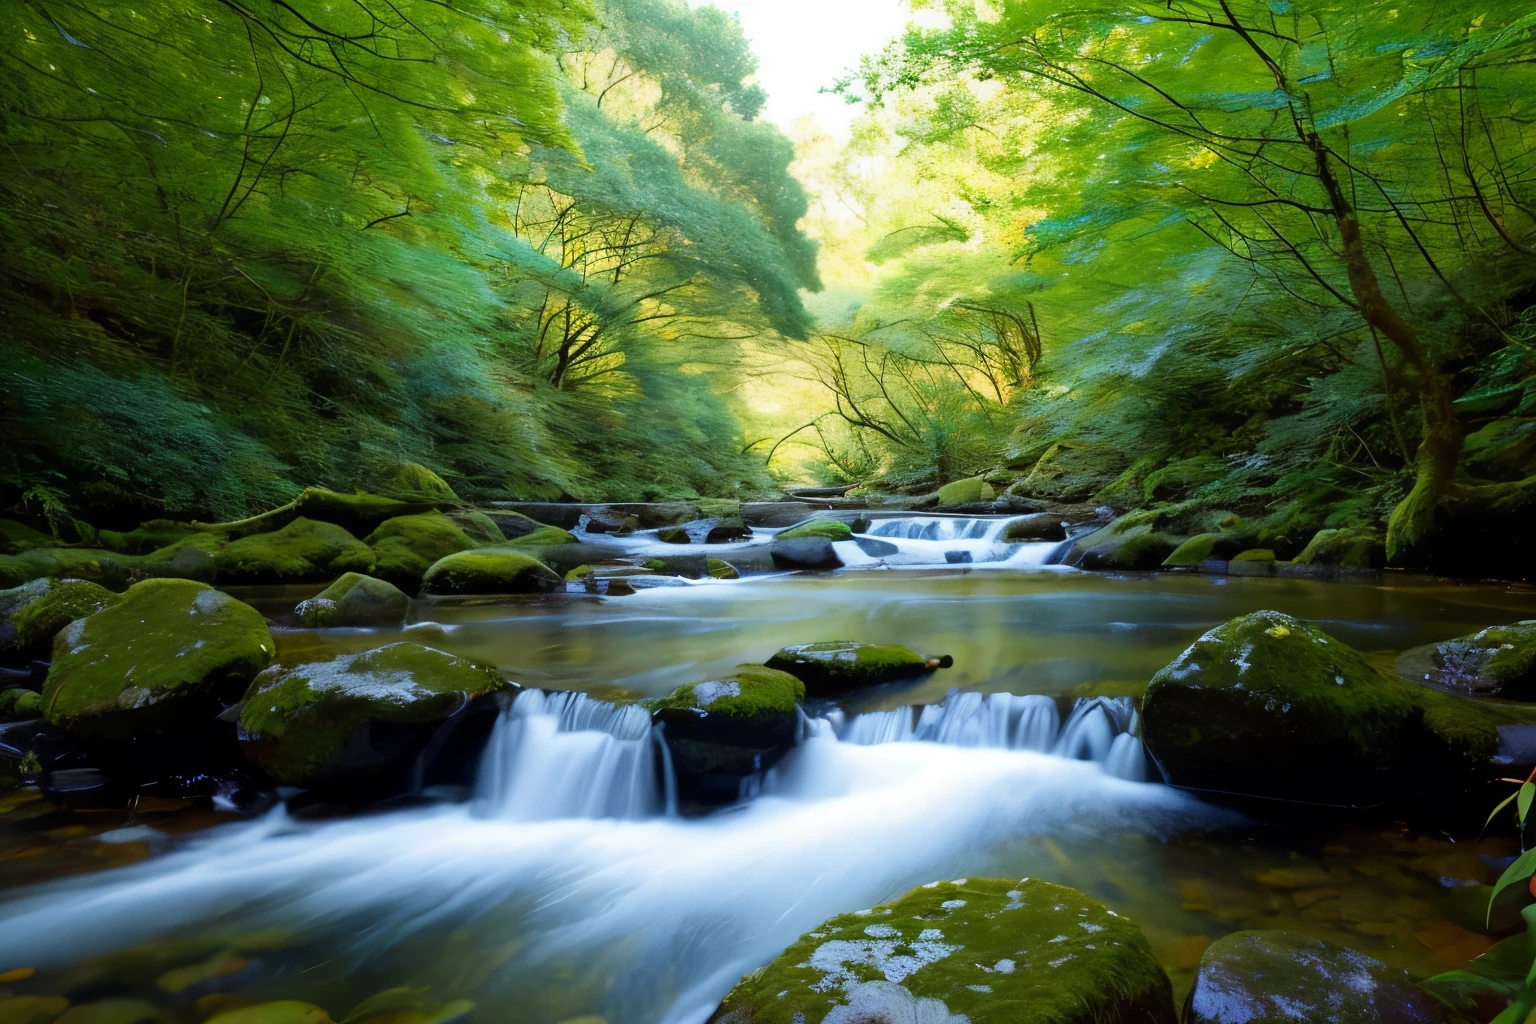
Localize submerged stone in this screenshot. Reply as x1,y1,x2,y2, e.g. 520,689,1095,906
649,666,805,806
216,518,375,584
420,549,562,596
709,877,1175,1024
1142,610,1536,811
778,519,854,542
0,578,119,665
296,573,411,628
765,641,948,695
42,579,274,740
238,642,508,788
1186,931,1461,1024
1396,620,1536,701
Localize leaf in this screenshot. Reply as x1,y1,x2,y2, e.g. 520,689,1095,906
1489,849,1536,930
1519,782,1534,825
1490,789,1521,830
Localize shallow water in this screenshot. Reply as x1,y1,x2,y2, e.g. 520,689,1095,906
3,566,1535,1023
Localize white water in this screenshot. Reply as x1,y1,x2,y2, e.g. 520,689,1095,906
0,691,1204,1024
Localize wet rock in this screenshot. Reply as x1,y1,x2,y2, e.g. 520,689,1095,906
582,509,637,535
506,525,579,549
605,579,636,597
1227,548,1278,577
657,526,691,544
703,518,751,543
937,477,995,506
1163,533,1247,568
1397,620,1536,700
1142,610,1536,812
42,579,274,741
1002,513,1067,542
482,510,548,541
296,573,411,628
1065,515,1182,570
777,519,854,542
364,512,477,586
0,578,119,666
852,536,899,558
238,642,509,789
770,537,844,570
0,687,41,719
649,666,804,806
709,877,1176,1024
448,511,507,547
136,533,222,583
642,554,711,579
531,541,627,576
945,550,973,564
0,548,134,591
420,549,562,596
1296,526,1386,569
215,518,375,584
707,558,740,580
1186,930,1461,1024
765,641,949,696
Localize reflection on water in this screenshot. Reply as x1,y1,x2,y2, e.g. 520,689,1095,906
1,569,1534,1023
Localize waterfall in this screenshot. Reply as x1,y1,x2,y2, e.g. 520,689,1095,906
475,690,674,821
839,691,1146,781
866,517,1004,542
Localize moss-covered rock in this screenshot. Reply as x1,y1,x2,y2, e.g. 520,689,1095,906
0,996,71,1024
296,573,411,628
642,554,710,579
204,1003,333,1024
709,877,1175,1024
449,511,506,547
657,526,690,544
707,558,740,580
137,533,222,583
1186,931,1461,1024
216,518,375,584
1227,547,1277,576
508,525,578,547
1066,516,1182,570
1142,610,1536,810
1011,442,1126,502
649,666,805,806
483,510,546,541
765,641,947,695
372,463,460,503
769,537,845,570
365,512,476,586
0,578,120,664
420,548,562,596
1002,513,1067,542
0,548,134,591
1396,620,1536,700
1,687,42,719
238,642,507,788
1162,533,1220,567
1141,454,1224,502
936,477,995,506
0,518,57,554
98,522,195,555
1295,527,1385,569
777,519,853,542
42,579,274,740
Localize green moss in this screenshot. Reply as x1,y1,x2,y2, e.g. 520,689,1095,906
0,548,135,591
42,578,274,739
1,688,42,718
1163,533,1219,566
711,878,1175,1024
138,533,222,582
765,641,934,694
1012,442,1127,502
1295,527,1384,569
646,665,805,719
1091,453,1164,508
204,1003,334,1024
420,548,563,596
296,572,411,628
365,512,474,586
1230,548,1276,562
778,519,853,541
0,518,56,553
216,518,375,584
449,511,506,547
936,477,995,506
507,525,578,547
1,578,119,660
98,522,195,555
657,526,691,544
707,558,740,580
1396,620,1536,700
238,642,506,786
372,462,460,503
0,996,70,1024
1141,454,1224,502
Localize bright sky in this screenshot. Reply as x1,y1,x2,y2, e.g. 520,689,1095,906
687,0,917,140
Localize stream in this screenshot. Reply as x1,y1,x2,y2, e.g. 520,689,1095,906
3,521,1536,1023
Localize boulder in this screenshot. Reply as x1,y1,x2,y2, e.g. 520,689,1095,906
709,878,1176,1024
1296,526,1386,569
296,573,411,628
937,477,995,506
0,578,119,665
642,554,711,579
1140,455,1225,502
420,549,562,596
482,510,548,541
657,526,691,544
508,525,578,548
1,687,41,719
770,537,844,570
1011,443,1126,502
1227,548,1278,577
137,533,222,582
1064,515,1182,570
853,536,899,557
1396,620,1536,700
778,519,854,542
766,641,950,695
0,518,54,554
1162,532,1247,568
448,511,507,546
649,666,805,806
0,548,134,591
98,521,194,555
216,518,375,584
1186,931,1461,1024
1002,513,1067,542
703,518,751,543
526,541,626,576
365,512,476,586
238,642,508,789
1142,610,1536,811
371,462,459,503
42,579,274,740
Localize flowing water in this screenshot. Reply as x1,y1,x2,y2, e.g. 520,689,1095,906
3,539,1536,1023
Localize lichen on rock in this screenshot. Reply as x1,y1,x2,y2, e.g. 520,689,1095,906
41,578,274,740
708,878,1175,1024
